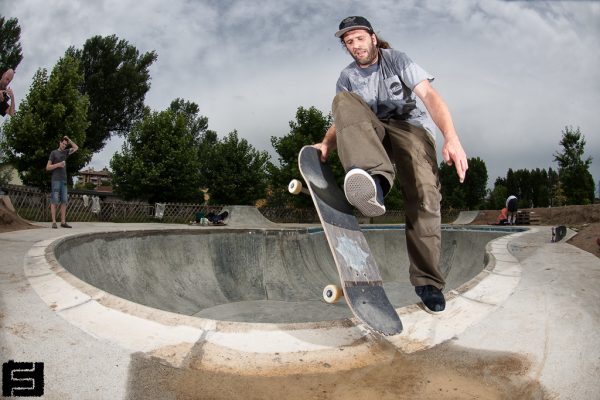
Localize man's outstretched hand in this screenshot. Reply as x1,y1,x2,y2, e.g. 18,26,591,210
441,136,468,183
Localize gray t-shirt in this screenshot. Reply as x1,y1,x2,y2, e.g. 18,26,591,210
336,48,436,136
48,149,74,182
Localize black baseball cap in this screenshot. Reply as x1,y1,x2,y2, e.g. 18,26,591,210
335,16,373,38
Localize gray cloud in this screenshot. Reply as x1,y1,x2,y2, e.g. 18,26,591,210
2,0,598,193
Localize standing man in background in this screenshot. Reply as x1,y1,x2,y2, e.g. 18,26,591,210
46,136,78,228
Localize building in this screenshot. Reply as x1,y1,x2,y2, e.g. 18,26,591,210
78,167,112,192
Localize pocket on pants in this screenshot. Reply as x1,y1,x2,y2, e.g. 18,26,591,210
412,183,442,237
51,181,61,203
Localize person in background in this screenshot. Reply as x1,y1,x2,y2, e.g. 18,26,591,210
46,136,78,228
0,68,16,117
496,207,508,225
506,195,518,225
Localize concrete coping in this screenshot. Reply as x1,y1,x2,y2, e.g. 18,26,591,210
23,225,530,375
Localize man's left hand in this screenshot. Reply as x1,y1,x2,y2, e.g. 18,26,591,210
442,136,468,183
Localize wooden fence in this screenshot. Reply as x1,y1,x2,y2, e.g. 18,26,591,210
2,185,223,224
1,185,462,225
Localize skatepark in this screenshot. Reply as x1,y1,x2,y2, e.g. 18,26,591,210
1,204,600,398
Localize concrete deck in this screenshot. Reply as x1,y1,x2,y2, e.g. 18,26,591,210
1,221,599,399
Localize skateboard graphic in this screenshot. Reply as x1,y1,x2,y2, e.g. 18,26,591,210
552,225,567,242
289,146,403,335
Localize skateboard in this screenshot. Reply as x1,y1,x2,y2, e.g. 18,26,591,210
552,225,567,242
289,145,403,335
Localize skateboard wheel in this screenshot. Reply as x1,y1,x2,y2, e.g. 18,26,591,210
288,179,302,195
323,284,343,303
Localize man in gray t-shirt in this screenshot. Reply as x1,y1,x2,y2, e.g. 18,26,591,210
46,136,78,228
314,16,469,314
336,49,437,137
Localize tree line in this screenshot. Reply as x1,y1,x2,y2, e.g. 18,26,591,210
0,17,596,208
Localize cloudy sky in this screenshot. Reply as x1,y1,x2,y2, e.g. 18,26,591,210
2,0,599,192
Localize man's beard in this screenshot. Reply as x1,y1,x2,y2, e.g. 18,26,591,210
352,43,378,67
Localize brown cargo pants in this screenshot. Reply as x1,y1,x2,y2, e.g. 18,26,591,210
332,91,445,289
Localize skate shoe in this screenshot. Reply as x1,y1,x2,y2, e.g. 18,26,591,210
343,168,385,217
415,285,446,314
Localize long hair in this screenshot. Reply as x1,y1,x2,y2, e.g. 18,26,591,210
375,33,391,49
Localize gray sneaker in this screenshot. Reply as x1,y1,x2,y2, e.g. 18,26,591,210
343,169,385,217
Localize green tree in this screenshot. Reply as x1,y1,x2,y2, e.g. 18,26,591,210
491,163,575,208
268,106,337,207
530,168,550,207
439,157,488,209
201,130,270,205
439,162,466,209
505,168,517,201
0,16,23,70
0,150,11,186
513,169,532,208
463,157,488,209
487,184,508,210
169,98,212,145
547,168,563,206
110,100,205,203
66,35,157,155
268,105,406,210
0,55,89,189
553,126,595,205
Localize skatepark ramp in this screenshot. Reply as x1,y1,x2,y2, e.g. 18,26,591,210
222,205,279,228
53,226,514,324
451,210,480,225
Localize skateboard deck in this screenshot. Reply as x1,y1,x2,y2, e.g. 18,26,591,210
552,225,567,242
297,146,402,335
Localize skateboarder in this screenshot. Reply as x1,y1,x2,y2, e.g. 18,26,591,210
313,16,468,313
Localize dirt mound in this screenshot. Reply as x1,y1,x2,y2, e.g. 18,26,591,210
0,195,38,233
471,204,600,226
471,204,600,259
